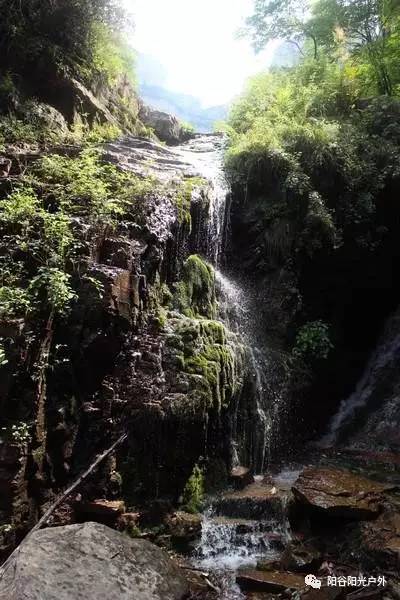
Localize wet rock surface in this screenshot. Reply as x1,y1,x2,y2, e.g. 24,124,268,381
0,522,189,600
237,569,305,593
292,467,392,519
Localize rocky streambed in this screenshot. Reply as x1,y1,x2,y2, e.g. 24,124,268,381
184,455,400,599
1,455,398,600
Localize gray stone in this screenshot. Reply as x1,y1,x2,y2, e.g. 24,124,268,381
70,78,120,127
0,522,189,600
139,105,185,145
22,102,68,134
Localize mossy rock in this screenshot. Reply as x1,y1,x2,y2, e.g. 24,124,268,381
173,254,216,319
164,315,247,412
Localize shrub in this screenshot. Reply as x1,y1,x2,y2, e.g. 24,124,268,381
181,464,204,514
29,268,77,315
293,320,333,361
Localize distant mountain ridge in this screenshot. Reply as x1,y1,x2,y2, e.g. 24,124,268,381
136,43,298,133
137,53,227,132
139,83,227,133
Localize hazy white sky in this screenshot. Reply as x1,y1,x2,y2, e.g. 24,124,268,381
124,0,277,106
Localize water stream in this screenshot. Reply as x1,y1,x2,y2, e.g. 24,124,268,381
320,307,400,450
171,135,291,590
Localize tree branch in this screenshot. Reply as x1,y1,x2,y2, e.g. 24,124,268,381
0,433,128,579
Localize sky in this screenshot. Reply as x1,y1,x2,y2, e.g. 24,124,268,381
123,0,278,107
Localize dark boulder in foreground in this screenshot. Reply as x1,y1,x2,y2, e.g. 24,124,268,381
0,522,189,600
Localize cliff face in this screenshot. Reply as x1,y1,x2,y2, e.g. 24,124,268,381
0,134,257,558
227,99,400,445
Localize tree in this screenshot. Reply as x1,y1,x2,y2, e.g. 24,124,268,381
0,0,129,83
243,0,319,58
244,0,398,94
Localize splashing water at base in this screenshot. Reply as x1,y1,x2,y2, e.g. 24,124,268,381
194,511,282,571
192,508,287,600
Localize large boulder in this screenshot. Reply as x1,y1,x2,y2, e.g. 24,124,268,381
139,105,185,145
292,467,392,520
0,522,189,600
18,101,68,135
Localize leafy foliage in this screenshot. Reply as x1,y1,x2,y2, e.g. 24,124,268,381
0,148,155,319
243,0,400,96
181,464,205,513
0,0,132,87
293,320,333,361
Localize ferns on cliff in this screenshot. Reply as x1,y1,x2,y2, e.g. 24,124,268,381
0,149,155,319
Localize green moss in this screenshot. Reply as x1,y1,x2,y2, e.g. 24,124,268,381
125,524,142,538
165,316,246,412
174,254,216,319
181,464,204,514
173,176,208,228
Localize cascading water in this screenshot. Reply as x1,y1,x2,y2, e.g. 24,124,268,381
170,135,291,590
176,135,288,473
320,307,400,450
174,134,230,266
216,270,287,474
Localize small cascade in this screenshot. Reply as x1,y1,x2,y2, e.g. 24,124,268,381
191,472,293,595
320,307,400,449
216,270,287,473
173,136,289,472
174,135,229,265
194,510,281,570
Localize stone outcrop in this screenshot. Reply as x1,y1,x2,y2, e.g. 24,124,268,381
18,102,68,135
0,522,189,600
236,569,305,593
0,134,258,554
292,467,391,519
139,104,189,145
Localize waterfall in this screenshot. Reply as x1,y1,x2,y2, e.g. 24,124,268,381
216,270,287,473
170,135,294,587
175,135,229,265
194,508,281,570
175,135,287,473
320,307,400,449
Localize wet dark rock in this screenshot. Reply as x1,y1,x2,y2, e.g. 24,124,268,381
292,467,391,520
230,466,254,489
165,511,202,539
214,479,289,520
0,522,189,600
301,584,346,600
88,264,138,322
280,540,322,573
256,558,282,572
236,569,305,593
165,511,202,551
75,499,125,524
357,507,400,569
